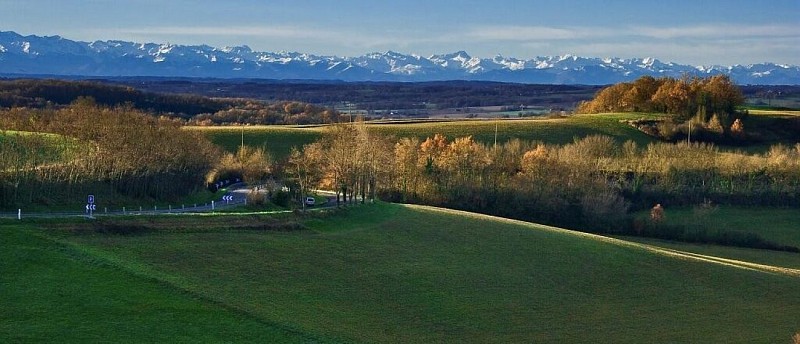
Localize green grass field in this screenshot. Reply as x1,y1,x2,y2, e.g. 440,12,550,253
189,126,323,159
0,224,313,342
637,205,800,249
188,113,660,158
368,113,659,147
4,203,799,343
0,130,81,166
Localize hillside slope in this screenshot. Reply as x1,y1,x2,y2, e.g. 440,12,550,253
8,203,793,343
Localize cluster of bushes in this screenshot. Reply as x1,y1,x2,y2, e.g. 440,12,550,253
578,75,751,143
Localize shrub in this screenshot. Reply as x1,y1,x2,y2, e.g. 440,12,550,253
246,190,267,206
270,190,290,207
580,189,630,232
650,204,665,222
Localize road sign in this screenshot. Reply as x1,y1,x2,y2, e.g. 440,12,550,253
85,204,96,211
88,195,95,204
222,195,234,202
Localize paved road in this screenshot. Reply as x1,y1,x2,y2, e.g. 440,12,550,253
0,184,348,219
0,184,251,219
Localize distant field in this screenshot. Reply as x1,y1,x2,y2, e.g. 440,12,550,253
189,113,660,158
189,126,323,159
748,109,800,117
368,113,659,145
6,203,798,343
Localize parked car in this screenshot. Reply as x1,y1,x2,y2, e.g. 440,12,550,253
304,197,316,206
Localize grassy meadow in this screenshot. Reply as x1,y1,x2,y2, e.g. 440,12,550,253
188,113,660,157
636,205,800,249
0,223,312,343
4,203,799,343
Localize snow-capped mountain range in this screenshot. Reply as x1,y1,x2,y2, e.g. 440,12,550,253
1,31,798,85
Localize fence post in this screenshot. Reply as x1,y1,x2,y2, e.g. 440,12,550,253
212,200,215,211
123,207,126,215
18,209,21,220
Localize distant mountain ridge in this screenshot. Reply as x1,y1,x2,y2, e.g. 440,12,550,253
1,31,798,85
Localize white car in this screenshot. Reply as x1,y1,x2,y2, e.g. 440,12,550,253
304,197,316,206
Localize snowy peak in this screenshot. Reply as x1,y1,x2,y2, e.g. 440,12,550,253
0,31,797,84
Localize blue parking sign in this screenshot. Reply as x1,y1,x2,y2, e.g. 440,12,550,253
88,195,95,204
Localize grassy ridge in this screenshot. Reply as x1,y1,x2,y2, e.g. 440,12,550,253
0,224,314,343
49,203,800,343
189,113,659,157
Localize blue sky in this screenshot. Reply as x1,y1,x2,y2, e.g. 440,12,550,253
2,0,798,65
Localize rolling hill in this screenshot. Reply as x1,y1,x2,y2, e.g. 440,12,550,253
3,203,798,343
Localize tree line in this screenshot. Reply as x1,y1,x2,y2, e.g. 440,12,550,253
286,123,800,250
0,79,340,125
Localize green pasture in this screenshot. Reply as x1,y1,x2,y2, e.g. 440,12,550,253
5,203,798,343
188,126,323,160
190,113,660,159
635,205,800,249
368,113,659,146
0,224,312,342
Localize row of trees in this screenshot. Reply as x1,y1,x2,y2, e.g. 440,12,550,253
0,79,342,125
0,79,231,115
190,101,340,125
0,99,220,206
287,123,800,237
